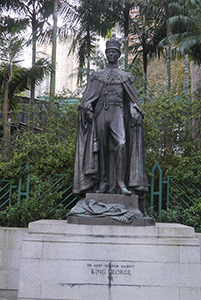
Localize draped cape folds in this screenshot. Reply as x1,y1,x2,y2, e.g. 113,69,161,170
73,67,148,195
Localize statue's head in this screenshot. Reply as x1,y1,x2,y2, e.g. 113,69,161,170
105,35,121,54
105,35,121,64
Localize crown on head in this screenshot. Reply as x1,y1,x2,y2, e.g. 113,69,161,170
106,35,121,53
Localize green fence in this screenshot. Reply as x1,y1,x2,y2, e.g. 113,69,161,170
34,174,77,212
0,180,18,226
0,164,77,226
150,161,201,221
1,162,201,226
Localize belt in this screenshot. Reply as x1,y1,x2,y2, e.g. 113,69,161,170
102,100,124,109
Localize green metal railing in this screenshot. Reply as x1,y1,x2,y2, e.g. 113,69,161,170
34,174,77,217
0,164,78,226
0,180,17,225
150,161,201,221
18,163,30,203
1,162,200,226
150,162,163,220
0,180,12,209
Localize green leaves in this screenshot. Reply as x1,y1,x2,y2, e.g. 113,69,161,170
0,101,78,177
0,190,67,227
149,201,201,232
0,101,78,227
167,0,201,64
143,91,201,179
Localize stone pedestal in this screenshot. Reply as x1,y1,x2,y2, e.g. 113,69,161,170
17,220,201,300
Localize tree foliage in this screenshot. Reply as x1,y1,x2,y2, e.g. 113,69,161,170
143,91,201,180
149,201,201,232
67,0,114,83
0,100,78,175
129,5,166,93
167,0,201,64
147,57,188,97
0,101,79,226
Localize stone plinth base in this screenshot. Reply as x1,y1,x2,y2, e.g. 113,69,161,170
67,215,154,226
67,193,155,226
17,220,201,300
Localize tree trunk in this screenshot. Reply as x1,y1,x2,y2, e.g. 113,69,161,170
190,61,201,146
86,29,91,81
30,18,37,107
184,53,189,95
124,3,129,71
144,71,147,95
166,44,172,92
143,45,148,94
190,61,201,96
49,0,58,110
87,54,90,81
166,7,172,92
29,7,37,130
2,81,9,156
124,36,128,71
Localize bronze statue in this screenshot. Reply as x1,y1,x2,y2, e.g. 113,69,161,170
73,36,148,202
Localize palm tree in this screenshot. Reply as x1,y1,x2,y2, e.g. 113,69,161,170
170,0,201,79
66,0,114,83
0,60,51,155
162,0,201,94
110,0,136,70
0,16,51,155
160,0,201,142
138,0,176,91
36,0,79,105
0,16,27,155
129,5,166,94
49,0,58,109
2,0,54,106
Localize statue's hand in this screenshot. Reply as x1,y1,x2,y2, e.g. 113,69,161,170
130,106,141,126
85,109,94,124
131,108,139,119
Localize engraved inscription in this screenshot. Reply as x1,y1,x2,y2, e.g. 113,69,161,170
87,262,135,276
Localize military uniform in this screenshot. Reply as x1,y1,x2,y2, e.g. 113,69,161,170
73,66,148,195
73,36,148,203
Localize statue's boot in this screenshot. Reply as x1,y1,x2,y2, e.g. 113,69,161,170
120,187,132,195
115,143,131,195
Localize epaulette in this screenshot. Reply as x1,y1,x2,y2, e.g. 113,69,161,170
115,69,134,83
90,70,105,82
127,73,134,83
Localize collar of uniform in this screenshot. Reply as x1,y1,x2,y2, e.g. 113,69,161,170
106,63,119,69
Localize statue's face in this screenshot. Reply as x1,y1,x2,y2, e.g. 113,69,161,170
106,49,120,64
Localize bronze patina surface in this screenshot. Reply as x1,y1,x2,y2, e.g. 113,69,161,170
71,36,152,224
